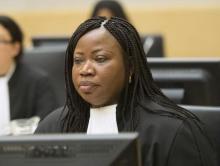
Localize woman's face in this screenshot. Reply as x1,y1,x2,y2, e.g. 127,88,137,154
0,24,19,75
96,8,114,19
72,27,126,107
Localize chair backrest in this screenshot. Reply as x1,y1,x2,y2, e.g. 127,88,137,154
181,105,220,165
149,58,220,106
141,34,164,57
32,36,69,48
161,88,184,104
22,46,66,106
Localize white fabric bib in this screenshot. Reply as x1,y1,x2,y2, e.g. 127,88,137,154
87,104,118,134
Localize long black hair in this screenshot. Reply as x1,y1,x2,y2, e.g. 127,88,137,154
63,17,199,132
91,0,129,21
0,15,23,62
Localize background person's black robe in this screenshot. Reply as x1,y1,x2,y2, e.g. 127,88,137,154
8,61,58,120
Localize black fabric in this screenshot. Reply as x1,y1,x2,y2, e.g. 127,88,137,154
35,102,217,166
181,105,220,165
8,61,59,120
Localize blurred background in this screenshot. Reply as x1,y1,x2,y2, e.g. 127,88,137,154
1,0,220,57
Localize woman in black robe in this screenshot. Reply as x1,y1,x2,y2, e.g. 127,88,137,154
35,17,217,166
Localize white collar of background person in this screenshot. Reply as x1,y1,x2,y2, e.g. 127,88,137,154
0,62,15,135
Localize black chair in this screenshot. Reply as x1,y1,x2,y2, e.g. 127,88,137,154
141,34,164,57
32,36,69,48
161,88,184,104
148,58,220,106
22,46,66,106
181,105,220,165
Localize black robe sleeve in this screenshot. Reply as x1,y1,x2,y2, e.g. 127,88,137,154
35,107,64,133
167,119,217,166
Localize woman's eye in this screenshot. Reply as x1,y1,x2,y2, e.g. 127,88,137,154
73,57,83,64
95,56,107,63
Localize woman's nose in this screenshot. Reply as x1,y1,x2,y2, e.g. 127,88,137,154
80,60,95,76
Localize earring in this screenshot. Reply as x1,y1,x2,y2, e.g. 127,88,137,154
129,75,132,83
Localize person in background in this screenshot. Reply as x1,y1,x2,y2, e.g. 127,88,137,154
90,0,164,57
35,17,217,166
0,15,58,134
91,0,129,20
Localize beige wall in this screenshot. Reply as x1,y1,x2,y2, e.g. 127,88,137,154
129,6,220,57
1,5,220,57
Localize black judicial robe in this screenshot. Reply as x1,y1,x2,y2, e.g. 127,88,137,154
8,62,58,120
35,101,217,166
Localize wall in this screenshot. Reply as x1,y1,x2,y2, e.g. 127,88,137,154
1,0,220,57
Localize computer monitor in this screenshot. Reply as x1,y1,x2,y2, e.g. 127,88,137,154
148,58,220,106
0,133,141,166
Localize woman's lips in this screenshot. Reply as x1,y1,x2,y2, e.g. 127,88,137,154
79,81,99,93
